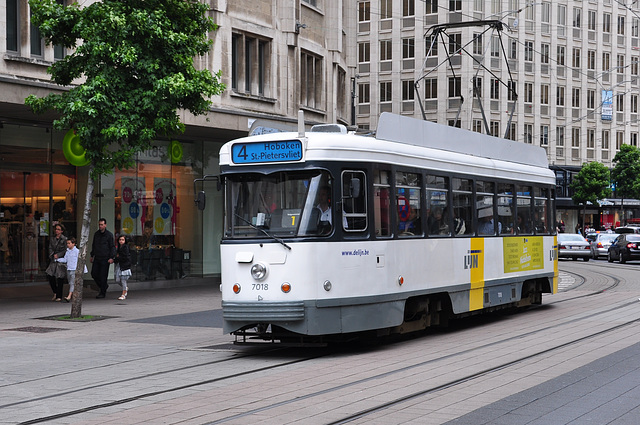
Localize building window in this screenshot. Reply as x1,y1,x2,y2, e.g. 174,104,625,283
558,4,566,36
617,55,625,74
358,2,370,22
616,94,624,112
448,77,461,98
358,42,370,64
473,77,482,97
426,35,438,56
541,44,549,64
633,18,639,38
524,41,534,62
380,81,392,103
524,124,533,144
380,40,392,61
449,0,462,12
402,80,414,101
491,35,500,58
474,0,483,12
490,78,500,100
403,0,415,17
557,126,565,147
449,33,462,55
507,122,517,141
587,50,596,70
30,10,44,57
524,82,533,103
490,121,500,137
509,39,517,60
302,0,318,7
425,0,438,14
572,48,581,69
587,89,595,110
301,50,323,109
588,10,597,31
587,129,595,149
540,84,549,105
358,83,370,104
616,131,624,150
231,33,271,97
572,128,580,148
604,13,611,33
507,81,517,101
632,94,638,114
473,120,483,133
557,46,565,66
603,53,610,72
6,0,18,52
573,7,581,29
557,86,565,106
473,33,483,55
402,38,415,59
540,125,549,146
632,58,639,76
632,133,638,147
602,130,609,150
572,88,580,108
425,78,437,99
381,0,392,20
618,16,625,35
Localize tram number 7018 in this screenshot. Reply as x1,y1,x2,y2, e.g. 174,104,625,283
252,283,269,291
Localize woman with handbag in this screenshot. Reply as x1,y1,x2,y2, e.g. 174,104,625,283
46,223,67,301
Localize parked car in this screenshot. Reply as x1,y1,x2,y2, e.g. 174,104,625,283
557,233,591,261
614,226,640,234
607,234,640,263
588,233,618,259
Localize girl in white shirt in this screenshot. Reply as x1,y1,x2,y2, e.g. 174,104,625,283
56,238,79,302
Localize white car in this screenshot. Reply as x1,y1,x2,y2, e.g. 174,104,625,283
557,233,591,261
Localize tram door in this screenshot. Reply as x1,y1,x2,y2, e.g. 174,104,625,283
0,171,77,283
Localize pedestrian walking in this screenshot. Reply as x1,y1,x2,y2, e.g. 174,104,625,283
46,223,67,301
114,234,132,300
55,237,82,302
90,218,115,299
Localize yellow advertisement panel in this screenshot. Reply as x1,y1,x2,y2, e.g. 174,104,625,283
503,236,544,273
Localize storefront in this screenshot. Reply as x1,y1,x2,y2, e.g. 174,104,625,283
0,120,231,286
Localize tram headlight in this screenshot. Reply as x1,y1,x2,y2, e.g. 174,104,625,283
323,280,332,291
251,262,268,280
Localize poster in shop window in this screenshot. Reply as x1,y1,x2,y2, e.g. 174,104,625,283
153,178,176,235
121,177,146,236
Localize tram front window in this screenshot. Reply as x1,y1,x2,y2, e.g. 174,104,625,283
226,171,332,238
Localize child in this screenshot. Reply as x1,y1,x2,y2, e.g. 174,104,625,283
55,237,79,302
114,235,132,300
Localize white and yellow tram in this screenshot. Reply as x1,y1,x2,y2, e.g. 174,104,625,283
208,113,558,342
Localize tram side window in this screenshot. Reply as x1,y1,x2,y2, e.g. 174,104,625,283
426,175,450,236
476,181,497,235
533,187,549,234
498,183,515,234
374,169,391,237
396,172,422,236
342,170,367,231
517,185,533,235
452,178,473,236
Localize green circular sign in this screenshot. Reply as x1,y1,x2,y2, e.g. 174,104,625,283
62,129,90,166
170,140,183,163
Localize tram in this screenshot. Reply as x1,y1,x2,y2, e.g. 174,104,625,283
198,113,558,343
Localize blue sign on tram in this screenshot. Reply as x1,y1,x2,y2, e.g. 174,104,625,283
231,140,303,164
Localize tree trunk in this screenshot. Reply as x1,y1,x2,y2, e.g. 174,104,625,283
70,164,96,318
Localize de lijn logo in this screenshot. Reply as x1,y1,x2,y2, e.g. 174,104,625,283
464,249,481,270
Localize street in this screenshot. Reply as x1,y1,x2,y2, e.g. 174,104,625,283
2,260,640,424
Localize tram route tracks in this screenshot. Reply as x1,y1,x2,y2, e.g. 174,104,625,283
204,297,640,424
326,313,640,424
16,270,634,425
546,266,622,305
13,346,329,425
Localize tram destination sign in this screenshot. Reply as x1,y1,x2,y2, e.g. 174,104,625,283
231,140,303,164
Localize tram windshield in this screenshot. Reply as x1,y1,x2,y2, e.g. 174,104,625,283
225,170,333,239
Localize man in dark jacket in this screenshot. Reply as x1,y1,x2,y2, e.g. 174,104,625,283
90,218,115,298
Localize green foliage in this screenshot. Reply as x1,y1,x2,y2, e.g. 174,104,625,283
26,0,225,178
570,161,612,205
611,144,640,200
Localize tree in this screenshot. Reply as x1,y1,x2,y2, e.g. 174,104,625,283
570,161,612,231
611,144,640,226
26,0,225,317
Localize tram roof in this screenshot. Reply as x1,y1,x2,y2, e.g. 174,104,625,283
375,113,548,169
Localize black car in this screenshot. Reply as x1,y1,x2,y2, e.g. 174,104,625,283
607,234,640,263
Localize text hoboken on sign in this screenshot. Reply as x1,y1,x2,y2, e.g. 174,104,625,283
231,140,303,164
